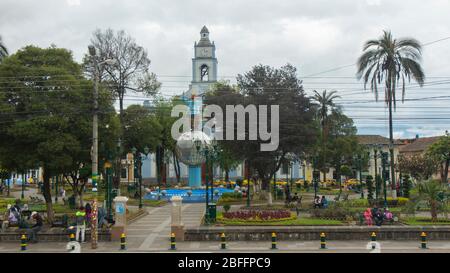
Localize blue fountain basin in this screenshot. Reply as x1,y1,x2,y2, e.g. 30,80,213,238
144,188,235,203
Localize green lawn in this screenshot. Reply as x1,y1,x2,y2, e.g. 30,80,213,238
216,212,344,226
401,217,450,226
127,199,167,207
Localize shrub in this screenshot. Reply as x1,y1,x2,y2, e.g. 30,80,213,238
310,204,353,220
341,199,369,207
223,209,291,221
369,197,409,207
221,192,242,199
223,204,231,213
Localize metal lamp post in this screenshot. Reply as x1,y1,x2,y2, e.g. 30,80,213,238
132,147,150,209
313,155,319,199
21,173,25,200
195,139,210,224
358,154,364,199
55,175,58,203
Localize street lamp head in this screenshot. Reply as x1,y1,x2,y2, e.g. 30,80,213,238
194,139,201,151
131,147,137,155
88,45,96,56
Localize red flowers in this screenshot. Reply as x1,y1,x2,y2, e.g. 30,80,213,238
223,210,291,221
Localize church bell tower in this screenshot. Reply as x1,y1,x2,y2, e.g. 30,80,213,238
189,26,218,96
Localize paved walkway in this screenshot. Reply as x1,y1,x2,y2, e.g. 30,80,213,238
125,203,205,251
1,240,450,253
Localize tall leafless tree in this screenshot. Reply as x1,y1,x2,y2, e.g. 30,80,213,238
84,29,161,126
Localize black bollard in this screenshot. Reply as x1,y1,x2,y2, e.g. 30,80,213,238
271,232,277,250
320,232,327,249
170,233,176,250
221,233,226,250
420,232,427,249
371,232,376,249
20,234,27,251
120,233,126,250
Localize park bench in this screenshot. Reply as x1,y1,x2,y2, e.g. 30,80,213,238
51,214,69,228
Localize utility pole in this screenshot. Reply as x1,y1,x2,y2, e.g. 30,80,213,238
88,45,99,250
89,45,99,193
381,152,388,207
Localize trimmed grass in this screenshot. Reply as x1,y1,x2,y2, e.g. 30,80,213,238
401,217,450,226
127,199,167,207
216,212,344,226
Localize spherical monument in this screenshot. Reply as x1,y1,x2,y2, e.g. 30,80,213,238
175,131,212,187
175,131,212,165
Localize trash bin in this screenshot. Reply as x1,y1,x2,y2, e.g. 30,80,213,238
207,203,217,223
68,195,76,209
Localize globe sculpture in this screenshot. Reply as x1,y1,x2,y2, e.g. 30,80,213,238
175,131,212,188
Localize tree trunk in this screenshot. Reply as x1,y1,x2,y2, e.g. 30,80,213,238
336,164,342,195
78,188,84,208
442,157,449,184
225,170,229,182
387,75,397,197
430,200,438,222
42,168,54,223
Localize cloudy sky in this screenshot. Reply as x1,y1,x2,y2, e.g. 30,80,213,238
1,0,449,138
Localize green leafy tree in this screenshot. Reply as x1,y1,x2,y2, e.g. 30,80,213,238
312,90,341,182
426,134,450,184
205,65,318,200
402,174,412,198
357,30,425,196
366,175,374,200
151,98,181,186
416,180,447,222
375,174,382,199
216,144,241,183
397,154,438,181
326,109,358,193
0,45,117,221
122,104,162,153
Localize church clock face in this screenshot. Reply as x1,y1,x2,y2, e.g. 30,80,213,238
200,48,209,57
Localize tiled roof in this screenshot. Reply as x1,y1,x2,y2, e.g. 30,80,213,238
357,135,403,146
399,136,442,153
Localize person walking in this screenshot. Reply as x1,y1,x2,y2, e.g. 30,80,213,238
60,188,66,205
75,207,86,243
27,211,43,243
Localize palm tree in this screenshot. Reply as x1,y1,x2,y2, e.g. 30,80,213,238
0,36,8,62
312,90,341,182
417,180,446,222
357,30,425,197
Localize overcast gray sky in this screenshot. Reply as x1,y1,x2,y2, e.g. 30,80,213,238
1,0,449,138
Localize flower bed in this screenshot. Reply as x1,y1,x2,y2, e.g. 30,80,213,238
223,209,292,221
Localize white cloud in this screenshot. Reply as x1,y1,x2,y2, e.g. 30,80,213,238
0,0,449,136
66,0,80,6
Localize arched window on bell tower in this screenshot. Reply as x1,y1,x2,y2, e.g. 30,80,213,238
200,64,209,82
